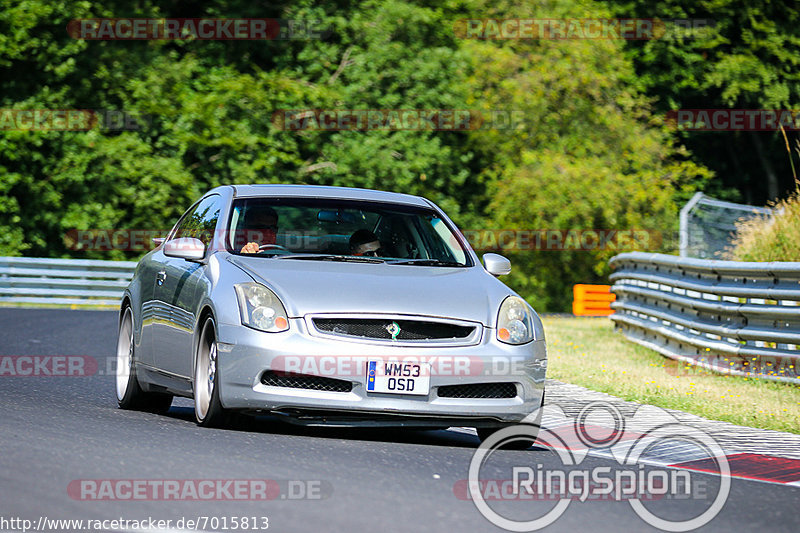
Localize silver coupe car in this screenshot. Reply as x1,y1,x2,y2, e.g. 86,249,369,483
116,185,546,444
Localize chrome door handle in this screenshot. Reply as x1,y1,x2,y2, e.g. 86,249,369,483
156,271,166,286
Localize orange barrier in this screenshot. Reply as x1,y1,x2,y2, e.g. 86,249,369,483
572,284,615,316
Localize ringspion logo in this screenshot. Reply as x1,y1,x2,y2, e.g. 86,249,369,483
467,401,730,531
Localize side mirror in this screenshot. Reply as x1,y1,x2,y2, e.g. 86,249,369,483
483,253,511,276
163,237,206,261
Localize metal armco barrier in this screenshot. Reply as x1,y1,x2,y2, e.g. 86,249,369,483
609,252,800,384
572,284,615,316
0,256,135,307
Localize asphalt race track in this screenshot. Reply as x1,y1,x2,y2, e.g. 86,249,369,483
1,308,798,533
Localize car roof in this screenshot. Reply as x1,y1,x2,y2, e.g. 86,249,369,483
229,184,431,207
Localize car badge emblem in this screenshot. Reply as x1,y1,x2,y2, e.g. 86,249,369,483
386,321,401,340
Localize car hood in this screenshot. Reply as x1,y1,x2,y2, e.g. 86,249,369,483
228,256,513,326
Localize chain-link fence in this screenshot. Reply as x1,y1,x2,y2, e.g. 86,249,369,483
679,192,773,259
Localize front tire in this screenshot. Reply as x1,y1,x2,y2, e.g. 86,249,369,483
116,306,173,413
477,423,540,450
194,316,228,427
476,392,544,450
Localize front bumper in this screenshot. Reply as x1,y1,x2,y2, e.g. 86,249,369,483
216,318,546,426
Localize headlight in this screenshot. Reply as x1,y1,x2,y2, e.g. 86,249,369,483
496,296,535,344
234,283,289,332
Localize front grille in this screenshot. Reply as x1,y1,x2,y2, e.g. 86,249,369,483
313,318,475,341
437,382,517,399
260,371,353,393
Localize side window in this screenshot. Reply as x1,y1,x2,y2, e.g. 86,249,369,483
173,195,222,246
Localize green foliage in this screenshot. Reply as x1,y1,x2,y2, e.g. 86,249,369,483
608,0,800,110
606,0,800,202
1,0,482,259
10,0,781,310
460,0,712,309
728,192,800,262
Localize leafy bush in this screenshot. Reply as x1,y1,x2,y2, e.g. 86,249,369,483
728,191,800,261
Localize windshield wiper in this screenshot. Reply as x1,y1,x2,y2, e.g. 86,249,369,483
272,254,385,263
387,258,464,267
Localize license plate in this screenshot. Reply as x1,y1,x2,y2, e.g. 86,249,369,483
366,360,430,395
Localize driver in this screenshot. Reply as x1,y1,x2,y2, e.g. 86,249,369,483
349,229,382,256
239,207,279,254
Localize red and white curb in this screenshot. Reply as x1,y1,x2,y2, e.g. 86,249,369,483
454,379,800,488
541,417,800,487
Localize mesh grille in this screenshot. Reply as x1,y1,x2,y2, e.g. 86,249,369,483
313,318,474,340
437,382,517,399
261,371,353,393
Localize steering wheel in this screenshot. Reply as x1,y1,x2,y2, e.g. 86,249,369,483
258,244,288,252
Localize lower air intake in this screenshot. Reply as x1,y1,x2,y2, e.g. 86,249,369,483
261,371,353,393
437,382,517,399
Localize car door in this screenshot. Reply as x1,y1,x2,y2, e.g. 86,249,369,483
137,248,169,368
151,195,222,379
145,204,197,373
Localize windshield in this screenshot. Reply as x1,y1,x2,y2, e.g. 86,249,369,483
227,197,470,266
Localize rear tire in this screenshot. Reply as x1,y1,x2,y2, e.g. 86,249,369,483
116,306,173,413
194,316,228,428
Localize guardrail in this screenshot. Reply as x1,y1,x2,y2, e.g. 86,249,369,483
0,256,135,307
609,252,800,384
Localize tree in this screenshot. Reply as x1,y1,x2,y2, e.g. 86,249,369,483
459,0,712,309
607,0,800,203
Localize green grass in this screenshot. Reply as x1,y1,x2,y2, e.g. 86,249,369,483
543,316,800,434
